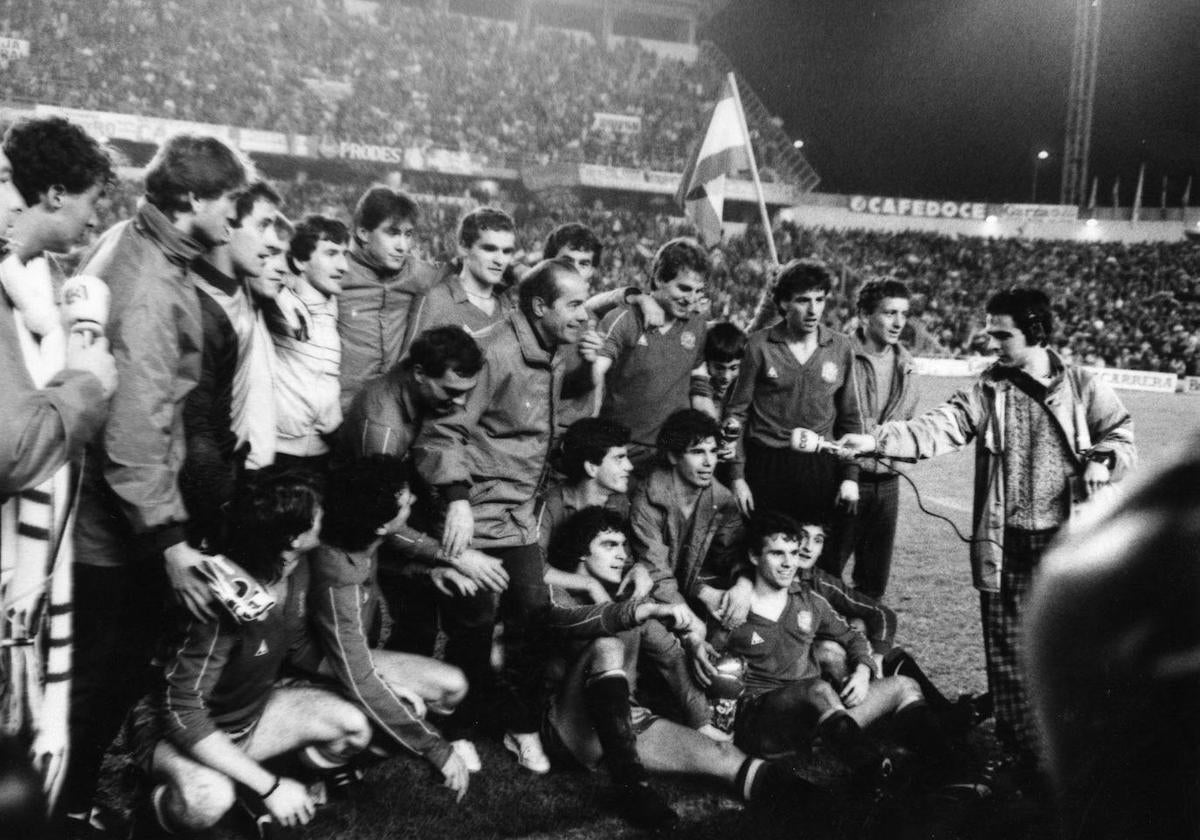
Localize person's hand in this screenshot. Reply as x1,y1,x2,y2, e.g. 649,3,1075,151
616,564,653,600
689,641,719,689
441,500,474,559
163,542,216,621
577,320,603,362
716,438,737,462
836,434,878,456
275,292,309,341
439,752,470,803
66,333,117,399
836,480,859,515
431,567,480,598
634,292,665,328
392,684,427,718
697,584,723,620
732,478,755,518
719,578,753,630
840,665,871,708
449,548,508,593
586,578,613,604
1082,460,1111,499
30,715,68,803
263,777,316,827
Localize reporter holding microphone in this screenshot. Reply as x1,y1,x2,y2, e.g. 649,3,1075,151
0,117,116,836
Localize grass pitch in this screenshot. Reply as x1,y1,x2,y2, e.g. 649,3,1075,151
113,378,1195,839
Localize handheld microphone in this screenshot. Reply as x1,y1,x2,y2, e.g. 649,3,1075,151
60,274,110,345
789,427,852,458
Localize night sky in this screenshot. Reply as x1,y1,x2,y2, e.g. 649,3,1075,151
705,0,1200,204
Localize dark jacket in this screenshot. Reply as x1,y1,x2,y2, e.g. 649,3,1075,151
180,266,240,548
337,249,439,412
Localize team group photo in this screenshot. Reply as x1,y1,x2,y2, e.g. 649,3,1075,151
0,0,1196,838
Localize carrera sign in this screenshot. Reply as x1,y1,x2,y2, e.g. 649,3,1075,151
849,195,987,221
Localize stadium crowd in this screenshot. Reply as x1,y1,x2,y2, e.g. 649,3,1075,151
2,118,1157,840
0,0,784,173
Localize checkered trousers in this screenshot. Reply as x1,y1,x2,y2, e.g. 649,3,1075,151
979,526,1059,762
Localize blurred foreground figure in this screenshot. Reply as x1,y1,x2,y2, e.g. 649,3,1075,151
1027,453,1200,840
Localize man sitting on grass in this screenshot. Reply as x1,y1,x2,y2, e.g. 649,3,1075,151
130,470,371,837
701,512,984,797
308,456,474,802
542,506,819,831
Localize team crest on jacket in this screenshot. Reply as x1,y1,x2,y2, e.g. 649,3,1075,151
821,362,838,383
797,610,813,633
680,331,696,350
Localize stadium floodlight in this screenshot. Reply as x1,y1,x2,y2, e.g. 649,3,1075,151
792,139,804,150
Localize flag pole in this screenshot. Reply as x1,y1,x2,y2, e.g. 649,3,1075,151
726,72,779,268
724,72,785,332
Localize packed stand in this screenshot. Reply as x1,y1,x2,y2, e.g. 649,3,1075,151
0,0,814,174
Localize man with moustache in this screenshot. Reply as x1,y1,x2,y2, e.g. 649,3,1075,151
66,134,248,828
270,215,350,478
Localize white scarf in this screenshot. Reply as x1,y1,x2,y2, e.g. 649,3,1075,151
0,254,75,809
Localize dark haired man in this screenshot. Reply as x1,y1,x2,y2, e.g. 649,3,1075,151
400,206,517,351
270,214,350,477
704,321,747,413
630,409,747,642
0,116,116,824
839,286,1136,783
542,506,816,829
415,258,593,773
593,237,714,471
67,133,248,823
704,514,974,795
337,185,437,411
839,278,919,600
129,471,370,837
309,457,473,803
725,258,863,574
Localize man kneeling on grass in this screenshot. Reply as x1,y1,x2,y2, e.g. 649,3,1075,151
129,471,371,837
542,506,819,830
308,456,473,801
701,512,986,799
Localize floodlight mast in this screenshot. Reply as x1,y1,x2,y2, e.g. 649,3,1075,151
1061,0,1102,207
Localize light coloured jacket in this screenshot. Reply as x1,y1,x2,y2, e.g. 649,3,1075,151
271,285,342,457
414,312,584,548
875,351,1135,592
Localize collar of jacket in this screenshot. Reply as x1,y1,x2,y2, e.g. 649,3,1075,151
850,326,915,369
391,366,422,428
134,201,204,267
347,245,403,282
642,465,718,511
767,322,835,347
192,256,241,296
981,347,1066,390
509,310,557,367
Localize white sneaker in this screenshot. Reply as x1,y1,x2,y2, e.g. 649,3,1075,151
451,739,482,773
503,731,550,774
